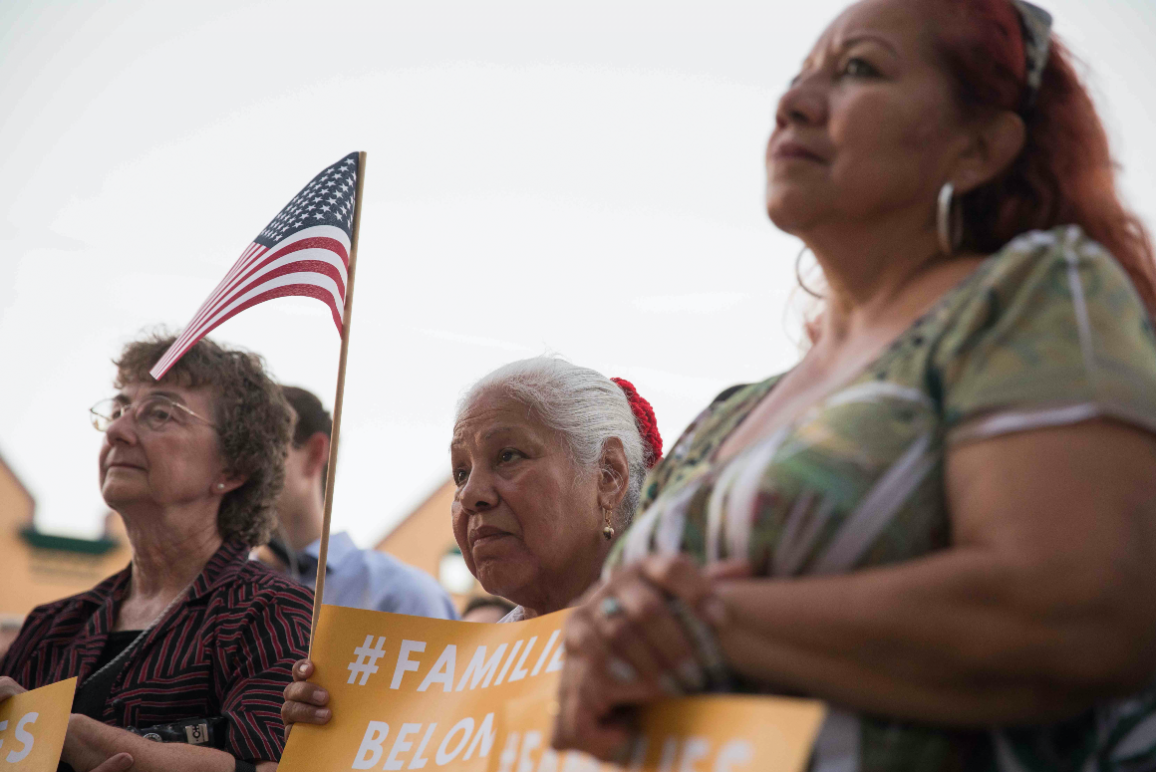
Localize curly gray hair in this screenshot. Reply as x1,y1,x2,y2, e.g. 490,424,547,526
113,334,293,546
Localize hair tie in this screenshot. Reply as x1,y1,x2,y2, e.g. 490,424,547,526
1010,0,1053,110
611,377,663,468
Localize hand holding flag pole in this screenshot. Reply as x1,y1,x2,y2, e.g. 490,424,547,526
150,151,368,654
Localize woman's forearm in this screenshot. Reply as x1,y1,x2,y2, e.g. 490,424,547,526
63,715,246,772
713,546,1154,726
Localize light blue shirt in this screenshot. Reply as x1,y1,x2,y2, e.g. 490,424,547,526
299,532,457,620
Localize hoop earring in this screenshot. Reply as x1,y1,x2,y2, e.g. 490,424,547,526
795,246,824,299
937,182,963,256
602,508,615,540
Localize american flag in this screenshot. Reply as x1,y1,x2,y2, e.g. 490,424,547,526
150,151,361,380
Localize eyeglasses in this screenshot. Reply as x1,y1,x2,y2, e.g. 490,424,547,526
90,396,217,433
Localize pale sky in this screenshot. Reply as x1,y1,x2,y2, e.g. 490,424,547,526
2,0,1153,547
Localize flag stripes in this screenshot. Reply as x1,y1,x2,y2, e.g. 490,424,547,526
149,152,360,380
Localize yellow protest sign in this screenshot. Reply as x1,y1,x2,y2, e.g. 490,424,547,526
0,678,76,771
279,606,824,772
497,692,825,772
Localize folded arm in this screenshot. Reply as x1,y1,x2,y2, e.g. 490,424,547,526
552,420,1156,759
63,715,276,772
714,420,1156,724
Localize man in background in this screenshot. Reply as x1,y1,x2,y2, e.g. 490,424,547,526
265,386,457,619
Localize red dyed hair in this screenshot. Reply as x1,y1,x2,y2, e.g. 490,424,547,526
934,0,1156,316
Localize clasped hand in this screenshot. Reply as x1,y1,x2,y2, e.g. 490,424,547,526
550,555,748,762
278,556,748,762
0,676,133,772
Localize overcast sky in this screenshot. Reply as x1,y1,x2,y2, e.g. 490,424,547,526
2,0,1153,547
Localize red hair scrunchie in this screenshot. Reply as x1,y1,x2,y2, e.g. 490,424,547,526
610,377,663,468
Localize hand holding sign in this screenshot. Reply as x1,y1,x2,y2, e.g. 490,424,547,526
278,606,824,772
0,678,76,771
280,606,568,772
282,661,332,735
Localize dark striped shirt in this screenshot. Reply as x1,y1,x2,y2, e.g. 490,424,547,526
0,539,313,763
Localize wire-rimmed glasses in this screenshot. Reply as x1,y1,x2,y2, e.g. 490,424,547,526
90,396,217,433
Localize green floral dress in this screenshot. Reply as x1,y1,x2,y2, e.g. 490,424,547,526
609,227,1156,772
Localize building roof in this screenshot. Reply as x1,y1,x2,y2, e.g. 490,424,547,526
374,478,456,550
1,445,122,556
0,447,36,524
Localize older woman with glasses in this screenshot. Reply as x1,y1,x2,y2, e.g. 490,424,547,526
0,334,313,772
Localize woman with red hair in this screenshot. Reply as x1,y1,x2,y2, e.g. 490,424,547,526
554,0,1156,769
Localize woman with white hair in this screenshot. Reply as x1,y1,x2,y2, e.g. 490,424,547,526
279,357,663,729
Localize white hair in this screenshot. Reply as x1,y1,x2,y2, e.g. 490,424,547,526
457,357,647,525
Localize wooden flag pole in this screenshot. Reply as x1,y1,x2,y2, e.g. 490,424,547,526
308,150,367,656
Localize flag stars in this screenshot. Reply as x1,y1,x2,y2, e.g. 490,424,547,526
251,157,358,246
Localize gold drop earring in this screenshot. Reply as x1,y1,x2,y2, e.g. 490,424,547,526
602,508,615,540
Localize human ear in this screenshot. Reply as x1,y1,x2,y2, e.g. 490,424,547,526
213,475,248,495
952,111,1026,194
596,437,630,513
302,432,330,478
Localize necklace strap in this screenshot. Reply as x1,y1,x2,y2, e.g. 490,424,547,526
82,578,195,687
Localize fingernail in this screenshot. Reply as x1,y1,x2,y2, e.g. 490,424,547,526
317,708,331,721
701,597,727,626
677,660,706,691
658,674,683,696
315,689,329,703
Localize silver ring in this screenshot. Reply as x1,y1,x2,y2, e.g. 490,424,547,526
599,596,625,619
606,657,637,683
